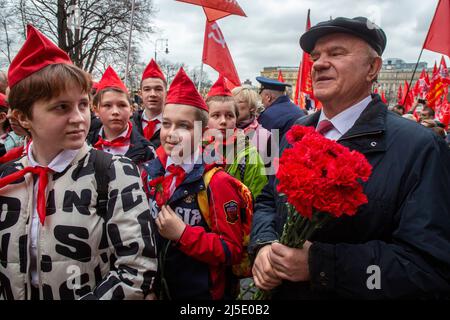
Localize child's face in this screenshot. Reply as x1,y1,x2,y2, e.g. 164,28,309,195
207,100,237,131
96,91,132,135
235,92,255,123
161,104,202,160
141,78,166,115
15,87,90,153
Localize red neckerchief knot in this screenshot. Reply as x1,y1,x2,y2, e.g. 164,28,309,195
0,165,53,225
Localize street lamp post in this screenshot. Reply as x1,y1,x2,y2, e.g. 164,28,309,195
154,38,169,63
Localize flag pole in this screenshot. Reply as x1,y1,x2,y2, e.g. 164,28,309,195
198,61,204,93
403,47,424,107
125,0,136,90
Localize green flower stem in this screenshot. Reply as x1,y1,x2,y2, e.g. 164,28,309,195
252,209,334,300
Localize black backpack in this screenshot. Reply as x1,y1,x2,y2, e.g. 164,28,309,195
91,149,114,216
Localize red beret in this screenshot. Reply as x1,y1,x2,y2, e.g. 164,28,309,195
96,66,128,94
166,67,208,112
8,25,72,89
142,59,166,83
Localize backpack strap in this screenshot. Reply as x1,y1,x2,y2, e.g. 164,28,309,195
91,149,114,217
197,166,223,229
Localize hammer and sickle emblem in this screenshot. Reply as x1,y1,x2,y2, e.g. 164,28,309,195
208,23,226,49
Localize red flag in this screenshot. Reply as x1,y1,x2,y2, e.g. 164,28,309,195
295,10,311,107
440,55,449,79
427,79,445,109
277,70,285,82
423,0,450,57
432,61,439,80
294,9,317,109
373,87,379,94
397,84,403,104
176,0,246,22
294,61,302,106
402,81,414,112
300,10,313,97
381,91,388,104
412,79,420,97
202,20,241,86
437,98,450,129
224,76,237,90
417,68,431,98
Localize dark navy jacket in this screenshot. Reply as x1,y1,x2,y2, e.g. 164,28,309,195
250,95,450,299
131,109,161,148
258,95,306,140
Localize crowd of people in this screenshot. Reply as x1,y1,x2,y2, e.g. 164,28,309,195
0,15,449,300
391,99,450,145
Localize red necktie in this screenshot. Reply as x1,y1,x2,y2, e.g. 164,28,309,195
0,166,52,225
316,120,334,136
143,119,160,140
94,122,132,149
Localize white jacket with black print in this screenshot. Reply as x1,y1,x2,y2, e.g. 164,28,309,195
0,144,157,300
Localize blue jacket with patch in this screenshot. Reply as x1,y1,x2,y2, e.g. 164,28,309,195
143,156,246,300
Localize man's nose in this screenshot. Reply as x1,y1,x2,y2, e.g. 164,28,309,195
312,56,330,71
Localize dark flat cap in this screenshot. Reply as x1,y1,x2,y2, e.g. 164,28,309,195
299,16,387,55
256,76,291,92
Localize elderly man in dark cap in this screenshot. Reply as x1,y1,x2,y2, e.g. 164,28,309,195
249,16,450,299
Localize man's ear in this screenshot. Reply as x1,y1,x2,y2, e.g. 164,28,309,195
367,56,383,83
12,109,31,130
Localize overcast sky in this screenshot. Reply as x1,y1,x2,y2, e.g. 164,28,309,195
140,0,447,84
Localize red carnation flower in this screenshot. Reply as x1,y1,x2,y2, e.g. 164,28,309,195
252,125,372,300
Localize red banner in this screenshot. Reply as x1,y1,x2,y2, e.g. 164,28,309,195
423,0,450,57
176,0,246,22
277,70,285,82
294,9,316,108
202,20,241,87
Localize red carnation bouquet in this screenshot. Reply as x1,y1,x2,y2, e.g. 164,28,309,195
249,125,372,299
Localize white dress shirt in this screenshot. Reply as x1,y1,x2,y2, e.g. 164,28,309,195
27,143,79,287
316,95,372,141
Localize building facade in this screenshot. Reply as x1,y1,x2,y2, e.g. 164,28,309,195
260,59,432,104
377,58,431,104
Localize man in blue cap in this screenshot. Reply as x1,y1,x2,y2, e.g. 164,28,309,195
256,76,306,140
250,16,450,299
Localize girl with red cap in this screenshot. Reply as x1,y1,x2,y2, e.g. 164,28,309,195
86,66,155,168
0,25,157,300
142,67,252,300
